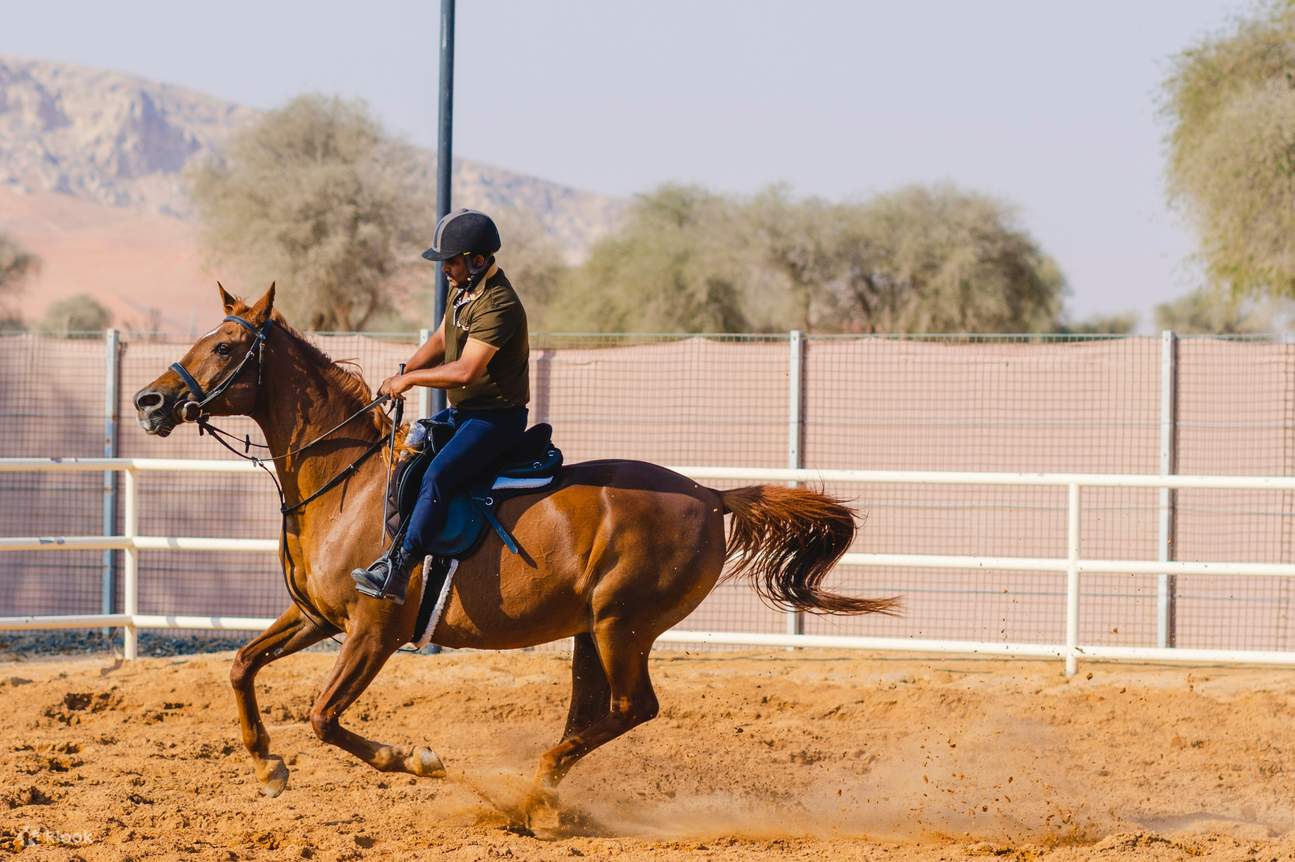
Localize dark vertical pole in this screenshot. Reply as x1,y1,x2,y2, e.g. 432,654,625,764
433,0,455,414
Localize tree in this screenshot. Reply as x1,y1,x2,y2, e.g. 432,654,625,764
190,94,426,331
546,185,755,332
741,185,842,331
39,293,112,337
1163,1,1295,296
1153,286,1291,333
1057,311,1140,335
825,185,1065,333
543,182,1066,334
0,232,40,329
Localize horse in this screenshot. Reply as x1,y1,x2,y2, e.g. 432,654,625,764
132,283,898,826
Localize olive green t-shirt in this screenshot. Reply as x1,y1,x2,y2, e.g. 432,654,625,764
442,266,530,410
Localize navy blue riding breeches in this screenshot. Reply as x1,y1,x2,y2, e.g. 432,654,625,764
401,406,528,555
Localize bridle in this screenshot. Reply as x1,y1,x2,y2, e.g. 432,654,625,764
167,311,391,507
169,315,274,419
168,312,396,636
168,313,391,514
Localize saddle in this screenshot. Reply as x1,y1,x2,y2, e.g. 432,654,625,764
385,420,563,559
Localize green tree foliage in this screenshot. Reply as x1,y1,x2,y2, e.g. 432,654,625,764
826,185,1064,333
1153,286,1292,333
548,183,1066,334
39,293,112,337
0,232,40,329
190,95,425,331
1057,311,1140,335
1163,1,1295,295
544,185,754,332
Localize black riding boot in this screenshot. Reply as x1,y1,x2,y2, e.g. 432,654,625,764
351,543,420,604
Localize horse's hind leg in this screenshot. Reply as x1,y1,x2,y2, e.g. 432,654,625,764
509,632,613,831
562,632,612,739
229,605,330,797
534,622,658,793
308,630,446,778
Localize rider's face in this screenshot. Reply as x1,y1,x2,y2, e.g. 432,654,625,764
443,256,468,286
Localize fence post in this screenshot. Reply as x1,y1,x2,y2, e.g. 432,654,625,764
102,330,120,628
1065,482,1081,677
1157,330,1178,648
786,330,805,637
417,328,432,420
122,466,138,660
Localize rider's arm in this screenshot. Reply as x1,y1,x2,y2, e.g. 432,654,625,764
403,316,447,372
397,338,497,391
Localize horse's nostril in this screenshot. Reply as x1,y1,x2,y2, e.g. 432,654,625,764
135,390,164,411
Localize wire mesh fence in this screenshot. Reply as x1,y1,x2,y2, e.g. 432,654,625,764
0,332,107,618
3,328,1294,653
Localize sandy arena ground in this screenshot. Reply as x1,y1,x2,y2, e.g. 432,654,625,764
3,647,1295,861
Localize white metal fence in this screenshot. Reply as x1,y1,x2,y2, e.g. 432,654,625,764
5,456,1295,676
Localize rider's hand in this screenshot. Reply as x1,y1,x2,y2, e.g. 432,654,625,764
379,374,410,399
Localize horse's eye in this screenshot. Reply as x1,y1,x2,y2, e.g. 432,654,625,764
215,342,233,357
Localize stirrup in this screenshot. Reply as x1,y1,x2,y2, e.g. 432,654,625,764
352,561,393,601
351,545,415,604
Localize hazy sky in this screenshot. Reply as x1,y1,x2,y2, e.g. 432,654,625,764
7,0,1249,328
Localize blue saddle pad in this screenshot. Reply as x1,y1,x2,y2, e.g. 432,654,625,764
387,423,563,559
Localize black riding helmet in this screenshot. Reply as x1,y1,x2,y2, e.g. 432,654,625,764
421,209,502,261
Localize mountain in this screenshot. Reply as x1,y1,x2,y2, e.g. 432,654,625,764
0,55,624,330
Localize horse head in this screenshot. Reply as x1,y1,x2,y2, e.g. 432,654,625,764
134,282,277,436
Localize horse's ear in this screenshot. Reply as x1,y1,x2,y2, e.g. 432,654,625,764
217,281,238,315
249,282,276,322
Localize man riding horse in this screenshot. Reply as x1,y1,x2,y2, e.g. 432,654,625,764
133,219,896,829
352,208,528,604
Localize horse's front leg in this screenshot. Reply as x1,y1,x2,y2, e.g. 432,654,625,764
229,605,331,797
308,627,446,778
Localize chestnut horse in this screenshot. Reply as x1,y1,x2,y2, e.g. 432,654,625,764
133,285,896,824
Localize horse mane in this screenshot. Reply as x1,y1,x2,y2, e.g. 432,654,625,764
264,310,390,436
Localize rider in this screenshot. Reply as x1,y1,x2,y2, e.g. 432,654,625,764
352,209,530,603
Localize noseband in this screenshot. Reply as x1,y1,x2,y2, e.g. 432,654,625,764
169,315,274,418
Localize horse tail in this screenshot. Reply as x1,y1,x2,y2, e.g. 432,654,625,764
717,485,899,616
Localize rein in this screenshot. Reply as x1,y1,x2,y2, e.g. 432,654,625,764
169,313,397,637
195,398,389,514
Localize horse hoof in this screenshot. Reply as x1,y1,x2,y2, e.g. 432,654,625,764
527,784,559,812
518,784,560,832
260,758,290,798
409,747,446,778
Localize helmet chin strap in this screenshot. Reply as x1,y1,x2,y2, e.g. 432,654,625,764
462,254,494,292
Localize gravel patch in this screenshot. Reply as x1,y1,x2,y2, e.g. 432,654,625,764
0,629,346,659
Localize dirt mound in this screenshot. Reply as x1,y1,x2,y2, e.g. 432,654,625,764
2,649,1295,860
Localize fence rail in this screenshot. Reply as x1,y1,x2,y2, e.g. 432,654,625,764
4,457,1295,675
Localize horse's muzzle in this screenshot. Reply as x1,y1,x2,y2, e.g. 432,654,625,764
134,388,178,437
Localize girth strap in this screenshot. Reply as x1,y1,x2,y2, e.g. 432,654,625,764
476,498,521,554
